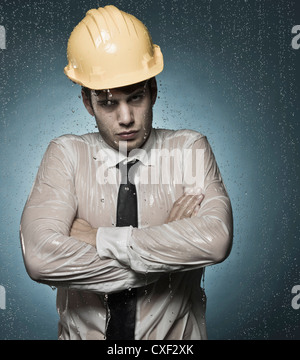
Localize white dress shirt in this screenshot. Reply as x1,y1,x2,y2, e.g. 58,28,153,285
20,128,233,340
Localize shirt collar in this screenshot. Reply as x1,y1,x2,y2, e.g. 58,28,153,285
93,129,157,168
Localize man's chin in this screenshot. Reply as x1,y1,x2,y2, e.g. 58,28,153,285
117,138,147,153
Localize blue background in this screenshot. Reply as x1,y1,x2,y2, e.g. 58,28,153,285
0,0,299,340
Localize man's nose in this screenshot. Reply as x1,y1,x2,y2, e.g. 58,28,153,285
117,103,134,126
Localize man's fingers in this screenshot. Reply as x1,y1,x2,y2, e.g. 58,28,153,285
168,194,190,220
192,204,201,217
177,194,203,219
166,192,204,223
73,218,90,228
70,218,91,235
69,218,97,247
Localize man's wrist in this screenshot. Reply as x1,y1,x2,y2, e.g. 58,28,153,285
96,227,131,265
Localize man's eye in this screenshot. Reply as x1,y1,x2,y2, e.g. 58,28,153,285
130,94,145,102
98,100,116,107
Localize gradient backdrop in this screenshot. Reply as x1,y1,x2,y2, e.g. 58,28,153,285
0,0,299,340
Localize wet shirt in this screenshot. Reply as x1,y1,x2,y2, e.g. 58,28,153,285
20,128,233,340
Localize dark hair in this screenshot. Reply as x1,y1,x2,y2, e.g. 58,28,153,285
82,86,92,103
82,78,154,104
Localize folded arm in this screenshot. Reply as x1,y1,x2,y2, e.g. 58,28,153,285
96,136,233,273
20,140,157,293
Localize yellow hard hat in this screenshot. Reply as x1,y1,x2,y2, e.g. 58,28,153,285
64,5,164,90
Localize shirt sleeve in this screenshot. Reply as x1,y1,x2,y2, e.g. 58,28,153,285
20,139,159,293
96,136,233,273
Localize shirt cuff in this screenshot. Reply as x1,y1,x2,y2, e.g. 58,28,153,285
96,226,132,266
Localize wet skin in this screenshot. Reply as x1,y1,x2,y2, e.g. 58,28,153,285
81,79,158,154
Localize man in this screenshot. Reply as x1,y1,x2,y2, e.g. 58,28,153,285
20,5,233,340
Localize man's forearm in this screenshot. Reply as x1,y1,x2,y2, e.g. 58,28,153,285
95,137,233,273
70,191,204,246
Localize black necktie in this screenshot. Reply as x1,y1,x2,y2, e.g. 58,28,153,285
106,160,138,340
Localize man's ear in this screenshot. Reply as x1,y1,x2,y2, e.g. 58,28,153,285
81,88,95,116
150,77,158,106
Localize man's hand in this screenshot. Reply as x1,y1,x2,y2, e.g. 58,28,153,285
70,218,97,247
165,189,204,223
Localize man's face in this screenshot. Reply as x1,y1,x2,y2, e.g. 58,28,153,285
82,79,157,153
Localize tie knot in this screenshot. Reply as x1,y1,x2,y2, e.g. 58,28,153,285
117,159,139,184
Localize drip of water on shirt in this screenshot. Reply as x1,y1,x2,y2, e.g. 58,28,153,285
143,272,151,302
103,293,110,340
169,273,173,299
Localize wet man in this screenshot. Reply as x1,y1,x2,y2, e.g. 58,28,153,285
20,5,233,340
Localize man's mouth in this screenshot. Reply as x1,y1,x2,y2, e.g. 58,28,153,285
117,130,139,140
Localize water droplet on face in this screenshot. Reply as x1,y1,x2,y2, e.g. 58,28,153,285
101,198,104,203
103,89,113,98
